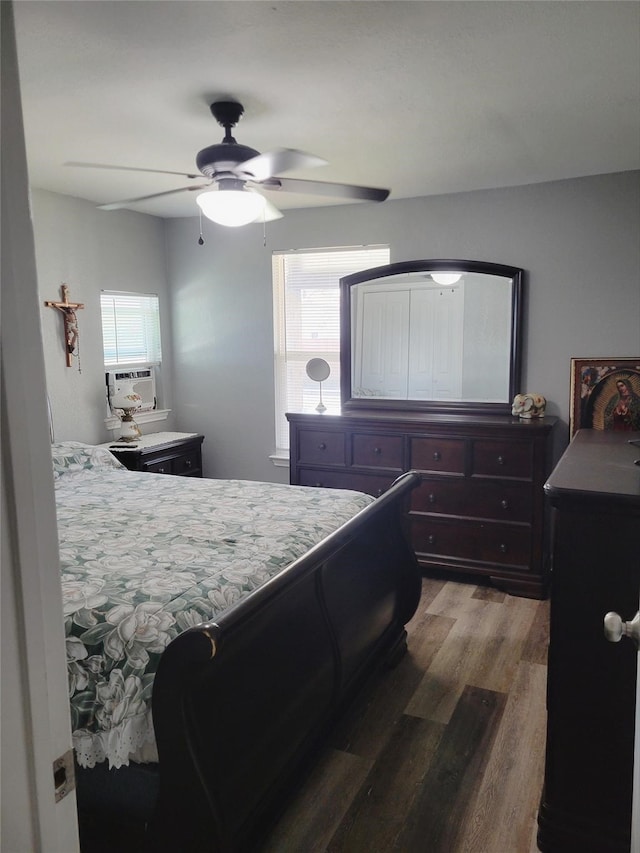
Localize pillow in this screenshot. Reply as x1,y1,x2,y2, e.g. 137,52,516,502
51,441,126,479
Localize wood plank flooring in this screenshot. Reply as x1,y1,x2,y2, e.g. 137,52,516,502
260,577,549,853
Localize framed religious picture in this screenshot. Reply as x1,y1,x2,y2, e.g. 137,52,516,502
569,357,640,438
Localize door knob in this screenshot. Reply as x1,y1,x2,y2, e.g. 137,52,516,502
603,611,640,648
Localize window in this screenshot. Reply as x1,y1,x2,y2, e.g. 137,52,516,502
100,291,162,367
272,245,390,454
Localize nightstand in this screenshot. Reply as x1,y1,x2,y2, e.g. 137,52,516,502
101,432,205,477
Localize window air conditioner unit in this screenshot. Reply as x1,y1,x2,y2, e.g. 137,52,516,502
106,368,156,413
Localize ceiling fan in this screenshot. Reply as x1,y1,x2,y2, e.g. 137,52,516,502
66,101,390,226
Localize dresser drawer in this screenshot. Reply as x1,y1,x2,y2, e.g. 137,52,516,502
472,440,533,479
412,477,532,522
142,450,201,476
352,433,403,469
143,458,174,475
297,430,346,465
411,516,532,569
410,437,466,474
173,450,201,476
298,468,394,497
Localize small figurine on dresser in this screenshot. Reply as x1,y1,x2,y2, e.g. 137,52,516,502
512,393,546,419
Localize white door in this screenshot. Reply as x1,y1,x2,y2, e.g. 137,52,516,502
1,3,79,849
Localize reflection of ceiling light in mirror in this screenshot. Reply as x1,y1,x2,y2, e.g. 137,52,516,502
196,189,266,227
431,272,462,285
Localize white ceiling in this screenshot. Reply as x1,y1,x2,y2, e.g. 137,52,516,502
13,1,640,219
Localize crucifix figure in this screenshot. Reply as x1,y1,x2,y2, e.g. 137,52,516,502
44,284,85,368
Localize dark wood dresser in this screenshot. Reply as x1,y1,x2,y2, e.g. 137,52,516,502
287,411,556,598
101,432,204,477
538,430,640,853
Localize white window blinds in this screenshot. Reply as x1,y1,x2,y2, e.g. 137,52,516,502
272,245,390,454
100,291,162,367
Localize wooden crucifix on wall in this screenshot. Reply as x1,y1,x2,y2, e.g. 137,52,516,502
44,284,85,368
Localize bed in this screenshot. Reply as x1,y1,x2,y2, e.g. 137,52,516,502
52,442,421,852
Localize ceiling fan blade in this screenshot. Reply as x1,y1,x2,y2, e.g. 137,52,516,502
98,184,210,211
239,148,327,182
256,176,390,202
66,161,201,179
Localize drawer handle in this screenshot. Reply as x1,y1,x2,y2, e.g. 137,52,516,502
433,451,441,462
428,493,436,504
500,499,509,510
427,534,436,546
499,543,507,553
373,447,382,455
318,442,327,451
497,455,505,465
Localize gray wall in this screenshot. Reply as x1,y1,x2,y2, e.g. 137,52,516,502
32,172,639,478
31,189,177,444
165,170,640,481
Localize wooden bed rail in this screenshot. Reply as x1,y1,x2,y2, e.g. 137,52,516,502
148,471,421,852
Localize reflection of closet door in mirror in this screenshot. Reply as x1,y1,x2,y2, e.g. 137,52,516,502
356,287,410,398
409,285,464,400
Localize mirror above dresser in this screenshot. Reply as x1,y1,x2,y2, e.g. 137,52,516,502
340,259,523,415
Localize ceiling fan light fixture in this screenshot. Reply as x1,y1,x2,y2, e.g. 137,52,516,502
196,187,266,227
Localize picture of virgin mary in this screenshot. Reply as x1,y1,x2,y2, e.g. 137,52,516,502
586,371,640,432
603,377,640,431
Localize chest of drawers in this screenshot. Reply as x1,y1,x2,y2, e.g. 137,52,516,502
537,430,640,852
102,432,204,477
287,411,556,598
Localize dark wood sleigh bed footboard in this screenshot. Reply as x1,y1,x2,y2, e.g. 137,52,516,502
78,471,421,853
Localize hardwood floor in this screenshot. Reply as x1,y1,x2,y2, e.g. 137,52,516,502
260,577,549,853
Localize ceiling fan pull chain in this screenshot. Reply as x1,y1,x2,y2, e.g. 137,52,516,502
198,209,205,246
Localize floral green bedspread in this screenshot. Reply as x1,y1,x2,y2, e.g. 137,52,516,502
53,442,374,769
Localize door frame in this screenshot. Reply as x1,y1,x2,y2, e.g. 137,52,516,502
1,3,79,849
